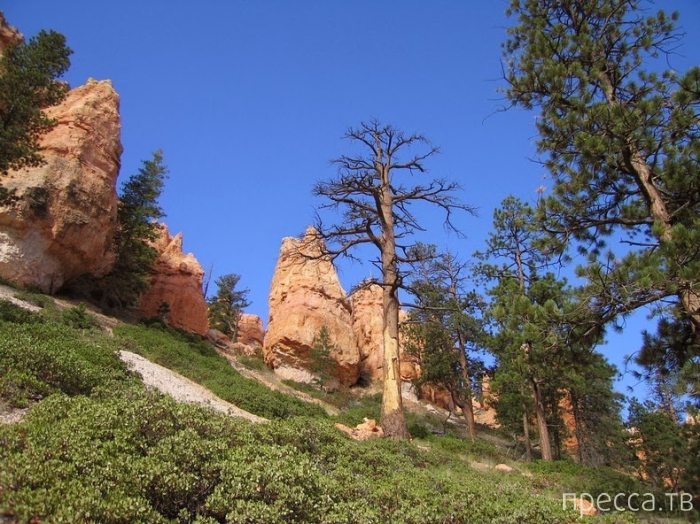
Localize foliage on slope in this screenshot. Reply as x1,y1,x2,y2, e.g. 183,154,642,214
1,385,638,524
0,300,130,407
0,297,649,523
114,322,327,420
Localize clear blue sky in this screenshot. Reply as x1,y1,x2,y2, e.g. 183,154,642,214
3,1,699,403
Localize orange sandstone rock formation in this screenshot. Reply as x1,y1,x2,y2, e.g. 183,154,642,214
263,227,360,386
0,12,21,55
263,228,501,430
238,313,265,347
419,385,454,410
350,282,385,383
398,307,421,382
206,314,264,354
0,78,122,292
138,223,209,335
559,392,581,458
350,282,420,385
263,229,426,390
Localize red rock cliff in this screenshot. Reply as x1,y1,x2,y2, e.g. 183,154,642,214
238,313,265,347
0,11,22,55
350,283,385,384
137,223,209,335
0,78,122,292
264,227,360,386
350,282,420,385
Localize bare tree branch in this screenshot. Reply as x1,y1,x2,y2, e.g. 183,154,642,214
309,120,476,439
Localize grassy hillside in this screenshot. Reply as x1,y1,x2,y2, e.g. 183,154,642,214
0,295,663,523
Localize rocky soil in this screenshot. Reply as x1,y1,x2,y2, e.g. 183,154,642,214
119,350,266,423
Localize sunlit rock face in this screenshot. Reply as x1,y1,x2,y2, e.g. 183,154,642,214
137,223,209,335
0,11,22,55
263,227,360,387
350,283,385,384
238,313,265,347
351,284,420,387
0,78,122,292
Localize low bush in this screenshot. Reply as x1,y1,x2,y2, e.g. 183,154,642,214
0,300,647,523
61,302,98,330
11,290,55,309
526,459,646,511
0,316,130,407
237,355,266,371
114,323,328,420
0,299,44,324
0,385,635,524
281,378,320,395
407,419,431,439
333,392,382,427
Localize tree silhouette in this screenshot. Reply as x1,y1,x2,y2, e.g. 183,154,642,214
313,120,474,438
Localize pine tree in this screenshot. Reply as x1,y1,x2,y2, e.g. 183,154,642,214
99,150,168,310
501,1,700,394
627,399,699,499
405,245,487,440
565,353,626,466
313,120,474,439
0,28,72,175
207,273,251,341
479,197,627,463
476,197,575,460
310,325,338,390
635,309,699,412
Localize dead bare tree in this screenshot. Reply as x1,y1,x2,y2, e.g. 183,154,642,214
312,120,475,439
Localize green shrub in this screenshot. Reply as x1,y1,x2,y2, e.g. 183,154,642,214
462,438,503,461
526,459,645,510
238,355,266,371
2,386,629,524
0,387,233,523
13,290,54,309
0,320,130,407
114,323,327,420
0,299,645,523
0,275,17,287
61,302,97,329
407,420,431,439
333,392,382,426
0,299,43,324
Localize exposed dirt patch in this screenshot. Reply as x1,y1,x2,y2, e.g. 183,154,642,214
119,350,267,423
0,284,42,313
0,401,31,425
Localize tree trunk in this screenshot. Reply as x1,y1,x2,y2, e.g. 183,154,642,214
522,408,532,462
380,282,410,439
378,169,410,439
626,146,700,337
461,396,477,442
455,335,476,440
532,378,552,461
600,70,700,338
451,390,476,441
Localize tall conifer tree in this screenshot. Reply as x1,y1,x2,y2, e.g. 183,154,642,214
502,0,700,394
